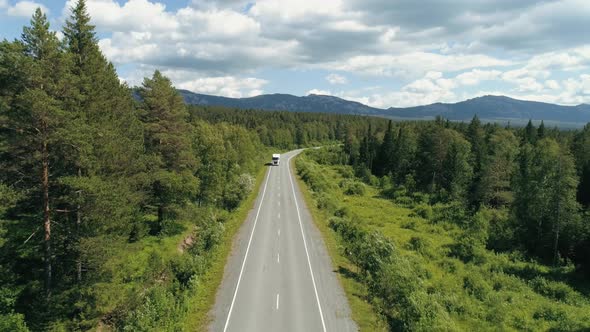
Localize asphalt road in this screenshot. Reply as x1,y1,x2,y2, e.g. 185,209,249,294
210,149,357,332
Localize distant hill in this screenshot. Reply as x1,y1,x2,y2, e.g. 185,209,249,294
178,90,590,126
179,90,382,116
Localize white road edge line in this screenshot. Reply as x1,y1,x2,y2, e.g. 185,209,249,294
223,167,272,332
287,152,328,332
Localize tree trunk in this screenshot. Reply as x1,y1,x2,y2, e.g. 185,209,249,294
42,139,51,297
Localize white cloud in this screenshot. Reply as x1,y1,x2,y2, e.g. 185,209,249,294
175,76,267,98
545,80,560,90
322,53,511,79
7,1,49,17
64,0,178,32
456,69,502,85
50,0,590,108
250,0,347,22
0,0,7,9
307,89,332,95
326,73,348,84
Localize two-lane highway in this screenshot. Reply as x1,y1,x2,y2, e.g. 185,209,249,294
210,150,357,332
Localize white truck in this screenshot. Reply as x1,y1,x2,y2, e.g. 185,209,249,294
272,154,280,166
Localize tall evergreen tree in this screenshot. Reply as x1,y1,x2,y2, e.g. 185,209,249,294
139,71,199,230
392,125,417,185
61,0,146,281
573,124,590,207
467,115,486,205
4,8,76,295
375,120,395,176
524,119,537,144
537,120,546,139
477,130,519,207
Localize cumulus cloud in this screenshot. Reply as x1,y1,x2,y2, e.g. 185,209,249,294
307,89,332,95
51,0,590,107
322,53,510,79
176,76,268,98
326,73,348,84
7,1,49,17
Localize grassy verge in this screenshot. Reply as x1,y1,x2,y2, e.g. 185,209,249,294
292,155,387,331
294,148,590,331
182,162,269,331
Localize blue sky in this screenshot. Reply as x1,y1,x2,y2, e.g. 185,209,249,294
1,0,589,108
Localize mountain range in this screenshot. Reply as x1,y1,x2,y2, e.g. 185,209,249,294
179,90,590,127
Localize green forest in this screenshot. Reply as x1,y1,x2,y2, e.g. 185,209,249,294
295,117,590,330
0,2,379,330
2,1,590,331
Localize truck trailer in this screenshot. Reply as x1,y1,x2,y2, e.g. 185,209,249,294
272,154,280,166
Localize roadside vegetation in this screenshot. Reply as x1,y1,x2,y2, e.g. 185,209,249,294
295,123,590,331
0,2,385,330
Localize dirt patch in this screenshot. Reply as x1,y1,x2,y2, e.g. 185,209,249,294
178,229,197,253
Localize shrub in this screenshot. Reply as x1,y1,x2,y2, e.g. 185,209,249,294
122,287,185,331
334,206,350,218
373,259,454,331
341,180,366,196
533,305,567,322
528,277,581,305
489,272,525,292
412,204,433,220
328,216,347,233
463,273,492,301
0,314,28,332
394,196,414,207
411,192,429,204
315,193,338,213
451,234,487,264
347,231,395,279
401,220,417,230
222,173,255,210
406,236,432,257
432,201,468,224
336,166,354,179
485,209,516,252
169,255,205,288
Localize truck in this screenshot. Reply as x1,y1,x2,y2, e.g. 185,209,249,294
272,154,280,166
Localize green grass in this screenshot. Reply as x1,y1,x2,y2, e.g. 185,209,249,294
294,151,590,331
182,161,269,331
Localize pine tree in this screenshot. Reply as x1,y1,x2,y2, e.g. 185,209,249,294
537,120,546,139
477,130,519,207
573,124,590,207
6,8,76,295
375,120,395,176
467,115,486,205
139,71,199,230
524,119,537,144
392,125,417,185
441,134,473,201
62,0,146,281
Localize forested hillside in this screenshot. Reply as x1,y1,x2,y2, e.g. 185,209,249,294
180,89,590,127
0,2,379,330
295,117,590,330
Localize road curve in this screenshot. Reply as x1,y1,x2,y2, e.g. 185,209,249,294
209,149,357,332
